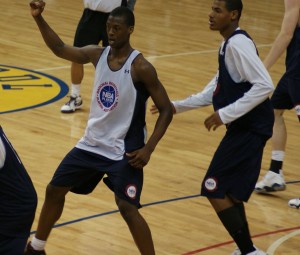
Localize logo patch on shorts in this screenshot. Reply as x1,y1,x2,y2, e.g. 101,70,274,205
204,177,218,191
126,185,137,199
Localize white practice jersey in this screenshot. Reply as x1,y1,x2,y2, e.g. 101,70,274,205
83,0,122,13
76,47,148,160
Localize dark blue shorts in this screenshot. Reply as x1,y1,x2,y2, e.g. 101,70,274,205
0,235,27,255
50,148,143,208
74,9,109,47
271,74,300,112
201,130,267,202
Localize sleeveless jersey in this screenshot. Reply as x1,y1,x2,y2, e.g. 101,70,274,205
76,47,149,160
285,26,300,78
213,30,274,137
0,127,37,237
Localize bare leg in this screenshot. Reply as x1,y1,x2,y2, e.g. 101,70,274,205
71,62,84,85
272,109,287,151
115,196,155,255
208,195,236,212
35,184,70,241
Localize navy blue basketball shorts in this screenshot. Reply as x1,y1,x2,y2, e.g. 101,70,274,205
201,130,267,202
271,74,300,113
50,147,143,208
74,9,110,47
0,235,28,255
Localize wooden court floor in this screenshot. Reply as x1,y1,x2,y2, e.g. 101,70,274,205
0,0,299,254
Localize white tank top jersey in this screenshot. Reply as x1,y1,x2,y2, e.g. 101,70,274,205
76,47,148,160
83,0,122,12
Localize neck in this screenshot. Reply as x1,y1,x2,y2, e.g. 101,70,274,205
221,25,239,40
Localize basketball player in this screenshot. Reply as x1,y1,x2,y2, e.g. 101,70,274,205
151,0,274,254
0,126,37,255
254,0,300,209
26,1,173,254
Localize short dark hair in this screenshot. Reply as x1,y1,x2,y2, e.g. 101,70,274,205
223,0,243,20
110,6,135,27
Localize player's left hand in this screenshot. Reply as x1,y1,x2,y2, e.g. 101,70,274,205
204,111,223,131
126,147,151,169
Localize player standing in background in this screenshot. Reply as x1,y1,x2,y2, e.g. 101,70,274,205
254,0,300,209
0,126,37,255
26,1,173,254
152,0,274,254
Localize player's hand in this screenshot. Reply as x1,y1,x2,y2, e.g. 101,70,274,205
150,103,176,115
30,0,45,17
204,111,223,131
126,147,152,169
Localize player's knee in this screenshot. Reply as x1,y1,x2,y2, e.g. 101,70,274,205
116,197,138,220
45,184,68,202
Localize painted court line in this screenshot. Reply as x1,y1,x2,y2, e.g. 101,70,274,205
34,44,272,72
182,226,300,255
267,229,300,254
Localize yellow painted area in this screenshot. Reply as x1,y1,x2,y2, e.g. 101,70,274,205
0,65,68,113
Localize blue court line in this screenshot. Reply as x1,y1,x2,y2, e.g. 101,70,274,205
30,194,201,235
30,181,300,235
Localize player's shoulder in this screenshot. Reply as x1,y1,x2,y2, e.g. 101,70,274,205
227,31,255,52
229,31,252,45
132,52,154,71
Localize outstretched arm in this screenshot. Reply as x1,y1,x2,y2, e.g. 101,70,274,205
30,0,101,65
150,75,215,115
264,0,300,69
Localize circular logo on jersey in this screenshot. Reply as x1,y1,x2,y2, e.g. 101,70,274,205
204,177,218,191
125,185,137,199
96,81,119,112
0,64,68,114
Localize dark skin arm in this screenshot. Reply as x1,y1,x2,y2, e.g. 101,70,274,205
30,0,102,66
126,56,173,169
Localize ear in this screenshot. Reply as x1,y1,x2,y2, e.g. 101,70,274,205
129,26,134,34
231,10,239,21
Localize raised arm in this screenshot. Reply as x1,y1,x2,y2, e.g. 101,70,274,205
29,0,102,65
264,0,300,69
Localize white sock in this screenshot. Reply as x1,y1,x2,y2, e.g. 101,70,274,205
246,251,258,255
271,150,285,161
71,83,81,96
31,236,46,251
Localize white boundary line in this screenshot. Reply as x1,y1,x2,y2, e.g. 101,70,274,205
267,229,300,254
34,44,272,72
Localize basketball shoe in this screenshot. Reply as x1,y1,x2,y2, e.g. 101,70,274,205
231,247,268,255
288,198,300,209
61,94,82,113
254,170,286,193
24,242,46,255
